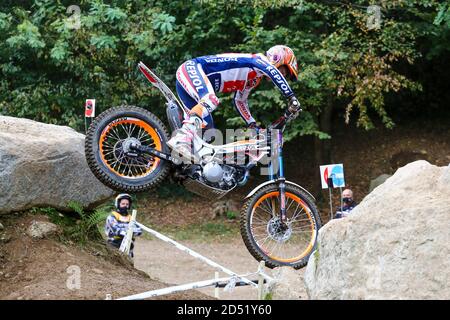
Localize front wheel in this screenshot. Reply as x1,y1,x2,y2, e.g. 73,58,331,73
240,184,322,269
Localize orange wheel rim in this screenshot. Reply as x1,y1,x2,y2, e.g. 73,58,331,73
250,191,317,263
99,117,162,179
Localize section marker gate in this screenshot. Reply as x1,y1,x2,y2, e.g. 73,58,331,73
108,210,275,300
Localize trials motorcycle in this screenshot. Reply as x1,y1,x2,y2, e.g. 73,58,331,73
85,62,322,269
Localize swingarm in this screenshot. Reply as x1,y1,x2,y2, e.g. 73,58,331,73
129,144,181,165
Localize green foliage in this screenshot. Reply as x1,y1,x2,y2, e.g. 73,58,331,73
152,12,176,35
226,211,237,220
0,0,446,137
153,180,194,200
434,2,450,26
67,201,110,244
31,201,110,246
30,206,66,223
264,292,273,300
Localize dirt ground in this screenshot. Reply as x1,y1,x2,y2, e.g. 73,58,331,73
134,237,308,300
0,213,307,300
0,214,208,300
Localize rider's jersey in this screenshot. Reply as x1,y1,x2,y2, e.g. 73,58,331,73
194,53,294,96
334,201,357,219
105,211,142,243
178,53,295,125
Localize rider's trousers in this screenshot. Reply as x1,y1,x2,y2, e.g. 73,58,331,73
175,60,220,130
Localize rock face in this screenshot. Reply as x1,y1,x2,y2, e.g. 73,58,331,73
0,116,115,214
269,267,307,300
27,220,59,239
305,160,450,300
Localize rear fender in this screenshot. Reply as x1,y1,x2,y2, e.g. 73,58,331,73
138,61,189,116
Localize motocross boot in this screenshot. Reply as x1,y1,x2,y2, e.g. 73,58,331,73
167,114,202,163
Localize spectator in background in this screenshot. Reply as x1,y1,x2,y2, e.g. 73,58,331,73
105,193,142,257
335,189,357,219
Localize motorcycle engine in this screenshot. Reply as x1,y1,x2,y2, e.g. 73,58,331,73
202,162,223,183
180,162,245,199
201,161,238,190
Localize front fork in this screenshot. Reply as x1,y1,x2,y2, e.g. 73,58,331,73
268,128,287,223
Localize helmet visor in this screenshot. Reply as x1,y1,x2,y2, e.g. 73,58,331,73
287,55,298,81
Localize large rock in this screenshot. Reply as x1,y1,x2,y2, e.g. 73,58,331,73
269,267,307,300
305,160,450,299
27,220,59,239
0,116,115,214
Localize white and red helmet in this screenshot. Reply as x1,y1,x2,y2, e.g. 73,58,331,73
266,45,299,81
115,193,132,210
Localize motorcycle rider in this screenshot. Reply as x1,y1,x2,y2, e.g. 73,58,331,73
105,193,142,257
167,45,302,161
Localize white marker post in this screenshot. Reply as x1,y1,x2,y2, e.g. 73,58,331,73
320,164,346,221
119,209,137,256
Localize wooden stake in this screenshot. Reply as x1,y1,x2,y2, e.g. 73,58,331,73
257,261,265,300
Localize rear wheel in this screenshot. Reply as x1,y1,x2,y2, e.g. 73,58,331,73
240,184,321,269
85,105,170,192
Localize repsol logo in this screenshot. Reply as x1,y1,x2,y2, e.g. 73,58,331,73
213,78,220,91
185,60,204,91
266,65,291,95
204,57,238,63
236,100,251,121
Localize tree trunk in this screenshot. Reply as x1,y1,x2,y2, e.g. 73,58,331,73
314,95,334,166
313,95,334,200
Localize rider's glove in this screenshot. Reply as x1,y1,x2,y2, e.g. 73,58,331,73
285,96,302,120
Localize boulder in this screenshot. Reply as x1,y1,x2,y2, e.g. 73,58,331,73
305,160,450,300
269,267,307,300
0,116,115,214
27,220,59,239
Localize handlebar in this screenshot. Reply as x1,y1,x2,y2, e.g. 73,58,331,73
248,97,302,135
270,115,288,130
271,96,302,130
